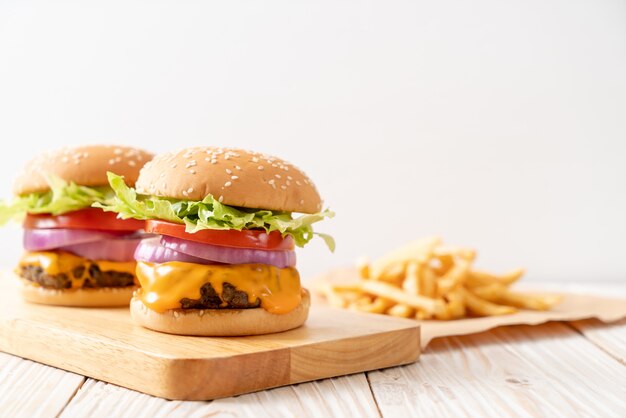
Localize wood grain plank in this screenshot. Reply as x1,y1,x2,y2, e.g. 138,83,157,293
61,373,380,418
0,352,12,369
569,319,626,365
0,354,85,418
368,323,626,418
209,373,380,418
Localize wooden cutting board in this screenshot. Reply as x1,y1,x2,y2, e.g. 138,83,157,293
0,276,420,400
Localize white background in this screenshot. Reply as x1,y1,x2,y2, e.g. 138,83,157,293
0,1,624,283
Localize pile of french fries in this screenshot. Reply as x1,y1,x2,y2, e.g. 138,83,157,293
318,237,561,320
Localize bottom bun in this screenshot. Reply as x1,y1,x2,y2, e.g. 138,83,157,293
131,289,311,336
20,280,136,307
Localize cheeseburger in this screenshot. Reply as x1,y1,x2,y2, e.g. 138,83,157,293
98,147,334,336
0,145,153,306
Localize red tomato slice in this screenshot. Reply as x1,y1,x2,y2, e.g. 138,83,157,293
23,208,146,232
145,220,294,251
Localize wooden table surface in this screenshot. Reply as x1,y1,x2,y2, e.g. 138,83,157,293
1,282,624,418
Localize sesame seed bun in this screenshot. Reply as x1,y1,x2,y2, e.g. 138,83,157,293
18,279,136,307
130,289,310,336
135,147,322,214
13,145,154,196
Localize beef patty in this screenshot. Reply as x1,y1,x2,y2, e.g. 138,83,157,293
179,282,260,310
20,263,135,289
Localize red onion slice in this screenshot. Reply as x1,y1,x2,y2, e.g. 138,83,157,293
134,237,218,265
23,228,128,252
160,235,296,268
61,236,145,262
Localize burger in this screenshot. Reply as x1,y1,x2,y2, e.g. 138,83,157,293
97,146,334,336
0,145,154,306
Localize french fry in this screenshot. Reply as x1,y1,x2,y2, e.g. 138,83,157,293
351,297,395,314
433,246,476,262
433,304,453,320
369,237,441,281
437,259,469,296
432,254,454,276
461,288,517,316
444,289,466,319
421,267,437,298
360,280,446,316
387,304,414,318
358,295,374,304
467,268,525,288
319,237,560,321
402,261,420,294
327,284,363,293
497,290,562,311
470,283,507,300
319,285,349,308
415,310,429,320
356,256,371,279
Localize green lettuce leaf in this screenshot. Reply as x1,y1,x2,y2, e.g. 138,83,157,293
0,176,113,225
96,172,335,251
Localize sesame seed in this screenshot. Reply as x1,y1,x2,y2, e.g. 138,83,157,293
187,187,194,194
115,157,122,162
258,165,264,171
296,181,301,186
281,185,287,190
205,157,210,161
224,181,232,187
286,180,291,186
287,176,292,180
251,157,259,163
268,179,276,189
275,174,281,179
218,195,224,202
171,163,177,168
235,165,241,170
189,169,196,174
114,148,122,155
300,199,305,204
226,169,232,175
225,155,230,160
182,190,189,197
128,160,136,167
108,159,115,165
211,159,217,164
185,161,197,168
231,175,239,180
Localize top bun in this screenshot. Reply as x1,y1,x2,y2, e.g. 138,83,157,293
13,145,154,196
136,147,322,214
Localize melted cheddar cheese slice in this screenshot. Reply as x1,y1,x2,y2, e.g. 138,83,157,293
18,251,137,289
135,261,302,314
